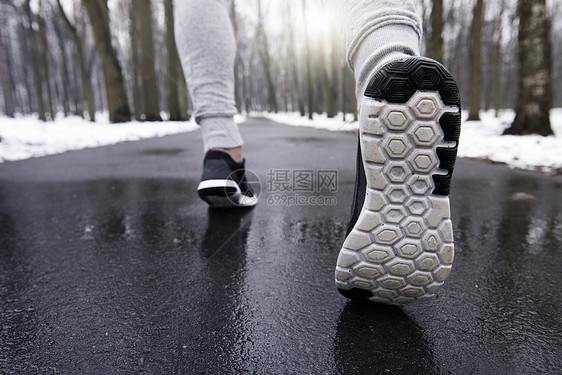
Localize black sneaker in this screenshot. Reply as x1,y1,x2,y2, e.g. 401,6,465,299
335,57,461,304
197,150,258,208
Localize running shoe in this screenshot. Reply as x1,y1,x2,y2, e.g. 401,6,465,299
335,57,461,304
197,150,258,208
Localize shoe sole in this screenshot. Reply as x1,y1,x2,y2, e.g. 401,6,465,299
335,57,461,304
198,179,258,208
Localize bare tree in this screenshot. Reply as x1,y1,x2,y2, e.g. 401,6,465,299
135,0,161,121
256,0,277,113
303,0,313,120
81,0,130,123
177,57,190,120
427,0,444,62
468,0,483,120
0,19,16,117
285,1,304,116
56,0,96,121
492,0,505,117
19,12,35,113
37,4,54,120
316,40,328,115
1,0,561,126
230,0,253,113
52,15,71,116
57,0,96,121
504,0,553,135
129,0,142,120
163,0,185,121
24,0,48,121
326,16,339,118
551,2,562,107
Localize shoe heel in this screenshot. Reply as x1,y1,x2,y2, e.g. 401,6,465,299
336,57,461,304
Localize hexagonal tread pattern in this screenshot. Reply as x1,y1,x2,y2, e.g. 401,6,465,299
336,57,460,305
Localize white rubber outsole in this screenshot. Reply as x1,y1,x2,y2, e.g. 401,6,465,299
198,179,258,208
335,91,459,304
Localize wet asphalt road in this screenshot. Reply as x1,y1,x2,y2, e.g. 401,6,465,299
0,118,561,375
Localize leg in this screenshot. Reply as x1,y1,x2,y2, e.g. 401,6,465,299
335,1,461,304
339,0,423,102
174,0,243,156
175,0,256,208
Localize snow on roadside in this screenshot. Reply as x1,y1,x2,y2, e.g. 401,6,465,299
261,111,359,133
263,109,562,174
0,113,206,162
0,109,560,174
458,109,562,174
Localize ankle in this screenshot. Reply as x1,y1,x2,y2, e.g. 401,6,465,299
210,146,242,161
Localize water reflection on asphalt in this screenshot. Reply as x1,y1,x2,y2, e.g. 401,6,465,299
0,126,560,373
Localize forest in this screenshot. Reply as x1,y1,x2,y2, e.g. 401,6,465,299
0,0,560,135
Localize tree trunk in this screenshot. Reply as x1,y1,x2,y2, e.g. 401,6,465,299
291,54,305,117
0,23,16,117
256,0,277,113
241,57,252,113
492,40,503,117
468,0,483,121
176,52,190,120
303,0,313,120
0,2,22,114
81,0,130,123
24,0,46,120
427,0,444,62
53,21,71,116
135,0,161,121
262,52,277,113
493,0,505,117
129,0,142,120
57,0,96,121
504,0,553,136
94,66,105,113
38,12,55,120
503,17,519,110
285,2,304,116
164,0,181,121
70,58,83,115
317,41,328,115
19,20,35,113
326,23,338,118
293,61,305,116
314,52,324,115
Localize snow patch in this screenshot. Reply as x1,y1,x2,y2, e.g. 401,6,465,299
458,109,562,174
1,110,561,174
261,111,359,133
264,109,562,174
0,113,201,162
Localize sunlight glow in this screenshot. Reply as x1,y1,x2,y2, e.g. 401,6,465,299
263,0,338,47
302,2,335,41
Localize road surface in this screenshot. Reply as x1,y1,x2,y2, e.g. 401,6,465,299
0,118,560,374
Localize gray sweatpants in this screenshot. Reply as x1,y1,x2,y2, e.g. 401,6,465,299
175,0,422,152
